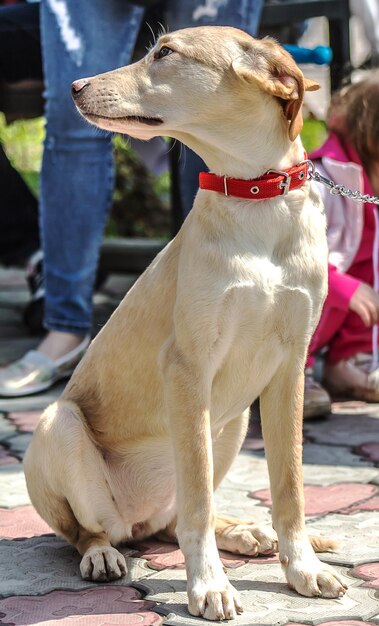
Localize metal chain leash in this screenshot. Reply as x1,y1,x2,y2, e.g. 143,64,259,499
304,159,379,206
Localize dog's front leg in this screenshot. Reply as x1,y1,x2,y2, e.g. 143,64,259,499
163,346,243,621
260,360,347,598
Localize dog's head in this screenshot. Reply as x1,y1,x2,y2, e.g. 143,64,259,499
72,26,319,146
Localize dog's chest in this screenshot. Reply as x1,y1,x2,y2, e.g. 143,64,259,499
223,248,320,334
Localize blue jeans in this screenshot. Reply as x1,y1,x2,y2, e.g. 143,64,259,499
40,0,263,334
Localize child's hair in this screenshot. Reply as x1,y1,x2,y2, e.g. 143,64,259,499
327,70,379,171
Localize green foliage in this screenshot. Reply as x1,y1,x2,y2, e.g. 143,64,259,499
0,114,44,197
111,134,171,238
301,118,327,154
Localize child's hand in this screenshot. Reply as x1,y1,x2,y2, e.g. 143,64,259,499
349,283,379,327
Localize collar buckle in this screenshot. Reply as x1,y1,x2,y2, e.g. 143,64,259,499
267,169,292,195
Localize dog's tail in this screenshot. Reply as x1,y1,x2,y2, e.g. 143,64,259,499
309,535,338,553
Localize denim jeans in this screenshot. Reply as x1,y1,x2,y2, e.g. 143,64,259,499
40,0,263,334
40,0,144,333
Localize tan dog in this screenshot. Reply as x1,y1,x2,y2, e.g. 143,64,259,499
24,26,346,621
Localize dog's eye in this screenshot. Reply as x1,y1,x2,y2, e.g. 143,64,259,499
154,46,173,60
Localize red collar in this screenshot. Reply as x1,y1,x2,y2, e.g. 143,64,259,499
199,160,309,200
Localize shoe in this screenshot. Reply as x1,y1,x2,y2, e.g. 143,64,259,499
23,250,45,334
304,367,332,419
324,353,379,402
26,249,44,301
0,335,90,397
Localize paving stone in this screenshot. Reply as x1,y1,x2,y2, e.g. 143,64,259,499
304,412,379,447
0,289,29,305
4,432,33,458
138,564,379,626
0,308,23,323
0,464,30,507
0,505,53,538
7,410,41,432
221,446,379,496
221,451,270,492
0,381,65,412
288,622,377,626
305,512,379,566
351,563,379,590
302,458,379,487
215,488,273,525
0,444,19,466
0,267,27,289
0,321,29,339
357,443,379,464
346,495,379,513
0,586,163,625
0,413,17,443
303,442,375,468
250,484,379,517
0,535,153,596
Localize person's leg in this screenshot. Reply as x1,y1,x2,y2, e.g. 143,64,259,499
307,306,349,368
38,0,144,358
166,0,264,218
323,306,379,400
325,309,373,366
0,1,144,395
304,305,347,417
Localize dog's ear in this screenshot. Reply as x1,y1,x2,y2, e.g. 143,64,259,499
233,38,320,141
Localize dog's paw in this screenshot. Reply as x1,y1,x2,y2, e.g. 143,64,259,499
80,546,127,581
217,522,278,556
284,556,347,598
188,576,243,621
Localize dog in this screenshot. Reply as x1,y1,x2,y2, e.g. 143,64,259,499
24,26,346,621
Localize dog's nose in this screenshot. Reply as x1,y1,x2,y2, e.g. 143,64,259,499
71,79,90,97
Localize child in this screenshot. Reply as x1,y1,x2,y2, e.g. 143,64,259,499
304,71,379,417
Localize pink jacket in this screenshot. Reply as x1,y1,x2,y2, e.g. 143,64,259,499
310,134,377,311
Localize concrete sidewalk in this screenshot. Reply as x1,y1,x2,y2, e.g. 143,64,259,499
0,266,379,626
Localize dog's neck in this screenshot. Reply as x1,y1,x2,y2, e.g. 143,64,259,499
170,110,304,180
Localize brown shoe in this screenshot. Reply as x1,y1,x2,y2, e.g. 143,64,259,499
324,353,379,402
304,368,332,419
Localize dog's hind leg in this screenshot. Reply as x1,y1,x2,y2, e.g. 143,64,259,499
24,400,127,581
156,411,278,557
212,410,278,557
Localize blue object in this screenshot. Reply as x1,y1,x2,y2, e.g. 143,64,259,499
283,44,333,65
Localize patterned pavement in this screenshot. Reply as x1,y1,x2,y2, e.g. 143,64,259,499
0,267,379,625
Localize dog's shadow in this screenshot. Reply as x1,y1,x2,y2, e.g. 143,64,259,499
0,535,351,625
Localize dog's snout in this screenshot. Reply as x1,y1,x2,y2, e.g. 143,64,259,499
71,78,90,97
